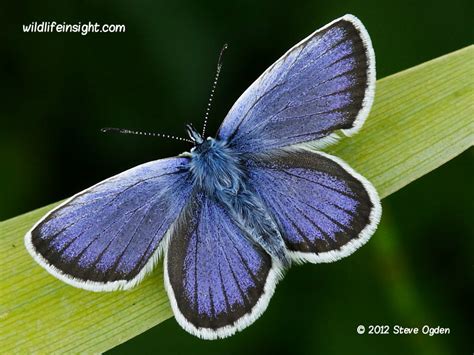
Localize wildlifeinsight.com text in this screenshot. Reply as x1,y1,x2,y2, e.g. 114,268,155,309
23,21,126,36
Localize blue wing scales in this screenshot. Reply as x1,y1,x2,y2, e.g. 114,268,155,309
218,15,375,152
25,157,193,290
246,149,381,263
165,192,281,339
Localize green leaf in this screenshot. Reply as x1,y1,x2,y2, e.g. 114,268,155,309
0,45,472,353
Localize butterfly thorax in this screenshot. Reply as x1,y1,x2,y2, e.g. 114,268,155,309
188,138,245,197
187,137,289,265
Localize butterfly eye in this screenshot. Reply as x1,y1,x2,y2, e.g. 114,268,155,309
206,137,212,141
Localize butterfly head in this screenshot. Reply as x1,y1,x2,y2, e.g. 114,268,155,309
186,123,205,145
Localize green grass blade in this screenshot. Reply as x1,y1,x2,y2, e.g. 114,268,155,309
0,45,472,353
327,45,473,197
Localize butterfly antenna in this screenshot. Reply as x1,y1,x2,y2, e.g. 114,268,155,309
202,43,228,137
100,127,193,143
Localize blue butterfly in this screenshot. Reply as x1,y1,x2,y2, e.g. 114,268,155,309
25,14,381,339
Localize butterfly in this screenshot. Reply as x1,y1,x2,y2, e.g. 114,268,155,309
25,14,381,339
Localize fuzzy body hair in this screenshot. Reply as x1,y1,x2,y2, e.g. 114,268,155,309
188,137,288,264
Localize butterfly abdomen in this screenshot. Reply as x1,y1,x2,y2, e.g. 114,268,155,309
188,138,289,265
222,188,289,266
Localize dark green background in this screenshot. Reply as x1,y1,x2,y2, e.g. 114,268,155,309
1,0,472,354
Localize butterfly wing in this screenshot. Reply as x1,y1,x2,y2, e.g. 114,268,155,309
246,150,381,263
165,192,282,339
25,157,193,291
217,14,375,152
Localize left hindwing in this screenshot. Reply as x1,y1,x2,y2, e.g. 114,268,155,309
165,192,281,339
245,149,381,263
217,14,375,152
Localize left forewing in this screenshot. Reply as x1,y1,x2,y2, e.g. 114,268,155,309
25,157,193,291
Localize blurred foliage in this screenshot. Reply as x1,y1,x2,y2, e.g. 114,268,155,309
0,0,472,354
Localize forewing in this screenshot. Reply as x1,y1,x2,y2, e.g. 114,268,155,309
246,150,381,263
165,192,281,339
218,15,375,152
25,157,193,291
